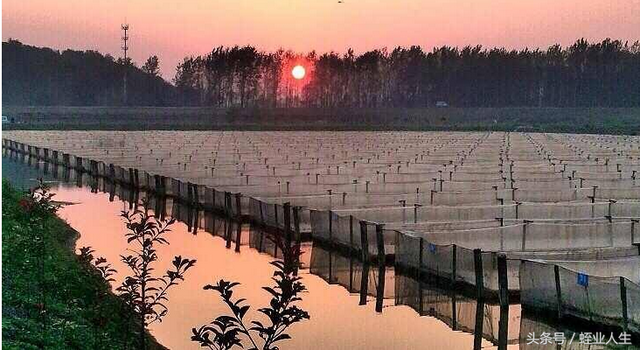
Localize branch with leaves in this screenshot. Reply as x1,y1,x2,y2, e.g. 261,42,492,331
21,178,60,215
116,203,196,350
191,260,309,350
78,246,117,283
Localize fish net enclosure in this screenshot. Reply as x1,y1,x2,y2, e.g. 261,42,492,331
4,131,640,307
309,245,395,300
520,260,640,334
394,273,520,345
5,131,640,240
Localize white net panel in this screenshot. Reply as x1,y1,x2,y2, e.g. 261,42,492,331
395,231,421,268
520,260,559,311
310,209,330,241
455,246,477,287
521,260,639,334
627,281,640,334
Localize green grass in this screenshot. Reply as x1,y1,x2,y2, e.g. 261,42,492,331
1,179,166,350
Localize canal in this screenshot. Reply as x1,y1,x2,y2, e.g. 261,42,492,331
4,149,626,350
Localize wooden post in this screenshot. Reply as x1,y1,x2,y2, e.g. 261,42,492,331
175,180,183,200
328,210,333,243
186,204,194,233
293,206,301,238
225,221,233,249
360,221,369,262
473,299,485,350
187,182,194,205
375,263,385,313
498,297,509,350
259,200,265,227
235,193,242,218
193,183,200,206
235,223,242,253
328,249,334,282
283,202,292,255
497,253,509,307
274,203,279,227
473,249,484,300
451,291,458,330
554,265,563,318
154,194,162,220
376,224,385,264
192,209,199,234
359,262,370,306
76,156,83,171
225,192,232,217
452,244,457,283
621,277,628,332
608,199,617,218
153,174,160,193
258,225,265,253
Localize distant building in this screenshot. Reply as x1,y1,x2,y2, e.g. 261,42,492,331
436,101,449,108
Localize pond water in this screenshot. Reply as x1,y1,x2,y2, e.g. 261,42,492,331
3,150,629,350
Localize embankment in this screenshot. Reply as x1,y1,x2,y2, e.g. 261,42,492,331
1,179,166,350
3,106,640,134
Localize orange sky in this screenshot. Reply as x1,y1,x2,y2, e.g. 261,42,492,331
3,0,640,79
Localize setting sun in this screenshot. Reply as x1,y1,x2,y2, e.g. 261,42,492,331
292,65,306,80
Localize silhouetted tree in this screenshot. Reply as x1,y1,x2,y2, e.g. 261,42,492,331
141,55,161,77
3,40,177,106
4,38,640,108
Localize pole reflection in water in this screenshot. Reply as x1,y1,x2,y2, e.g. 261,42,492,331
6,148,630,350
308,244,395,310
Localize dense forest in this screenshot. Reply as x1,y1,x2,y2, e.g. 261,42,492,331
2,40,177,106
3,38,640,108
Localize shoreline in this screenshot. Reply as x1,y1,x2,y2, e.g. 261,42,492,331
1,179,167,350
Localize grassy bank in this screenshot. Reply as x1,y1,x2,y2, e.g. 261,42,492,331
1,179,165,350
3,106,640,135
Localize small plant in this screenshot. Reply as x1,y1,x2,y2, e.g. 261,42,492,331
78,246,117,283
191,260,310,350
116,204,196,350
26,178,60,215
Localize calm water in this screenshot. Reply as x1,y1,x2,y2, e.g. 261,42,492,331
4,150,626,350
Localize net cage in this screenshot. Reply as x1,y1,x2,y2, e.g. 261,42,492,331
520,260,640,334
4,131,640,310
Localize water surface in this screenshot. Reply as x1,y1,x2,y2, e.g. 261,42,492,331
5,150,617,350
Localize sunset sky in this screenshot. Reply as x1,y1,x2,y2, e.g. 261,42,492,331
3,0,640,79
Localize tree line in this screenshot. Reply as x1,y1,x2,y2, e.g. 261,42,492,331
176,39,640,108
4,38,640,107
2,39,176,106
